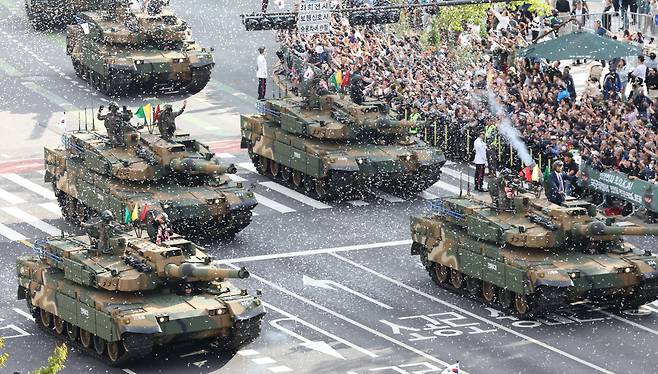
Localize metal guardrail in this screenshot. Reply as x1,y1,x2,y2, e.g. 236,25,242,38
553,12,658,39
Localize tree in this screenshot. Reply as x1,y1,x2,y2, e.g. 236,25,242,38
0,339,8,368
0,339,67,374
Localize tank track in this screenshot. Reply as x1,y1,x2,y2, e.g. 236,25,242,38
185,67,212,94
29,301,153,366
213,315,264,351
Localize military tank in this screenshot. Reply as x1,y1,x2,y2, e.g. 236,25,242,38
16,218,265,365
410,173,658,317
24,0,102,30
240,67,446,199
44,111,257,238
66,0,214,95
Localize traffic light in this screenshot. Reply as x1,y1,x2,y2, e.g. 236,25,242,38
242,13,297,31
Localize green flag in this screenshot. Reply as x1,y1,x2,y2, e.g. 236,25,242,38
135,106,146,119
123,206,131,224
328,72,338,91
543,165,550,181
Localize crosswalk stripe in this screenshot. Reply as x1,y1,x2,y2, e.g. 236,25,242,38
253,193,296,213
441,167,488,189
432,180,462,195
228,174,247,182
0,187,26,204
40,202,62,216
375,190,405,203
2,173,56,200
216,153,236,159
0,223,26,241
347,200,369,207
259,182,331,209
37,170,46,175
2,207,62,236
419,191,439,200
237,162,257,173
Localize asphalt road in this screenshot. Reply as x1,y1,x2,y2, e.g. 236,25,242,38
0,1,657,374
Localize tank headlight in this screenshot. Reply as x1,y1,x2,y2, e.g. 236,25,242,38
624,267,632,273
156,315,169,323
163,204,170,209
134,60,144,65
569,272,579,279
208,308,218,316
356,158,367,164
177,58,186,63
123,318,131,324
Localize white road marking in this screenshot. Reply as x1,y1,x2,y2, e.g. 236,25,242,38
0,223,26,241
227,174,247,182
214,239,411,265
12,308,34,321
237,162,257,173
37,170,46,175
265,302,377,358
268,366,293,373
2,207,61,236
2,173,56,200
122,370,138,374
40,202,62,216
270,317,345,359
419,191,439,200
598,310,658,337
432,180,462,195
226,264,454,370
216,153,235,159
0,187,26,204
330,253,615,374
303,275,392,309
260,181,331,209
347,200,369,207
375,190,405,203
253,193,295,214
179,349,206,358
236,349,259,356
252,357,276,365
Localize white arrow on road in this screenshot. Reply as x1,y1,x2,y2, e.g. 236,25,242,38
270,318,345,359
303,275,393,309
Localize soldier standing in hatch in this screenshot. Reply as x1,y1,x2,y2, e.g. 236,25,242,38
98,102,125,146
81,210,119,255
157,100,186,141
153,212,172,245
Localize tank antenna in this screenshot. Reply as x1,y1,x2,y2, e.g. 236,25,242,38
78,111,81,132
459,173,463,198
466,167,471,196
84,108,88,131
91,99,96,131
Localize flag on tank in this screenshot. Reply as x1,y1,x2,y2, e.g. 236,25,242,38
441,363,460,374
135,103,152,125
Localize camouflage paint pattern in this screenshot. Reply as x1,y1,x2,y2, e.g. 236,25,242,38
411,186,658,315
241,95,446,198
66,1,214,95
44,130,257,238
16,229,264,363
25,0,103,29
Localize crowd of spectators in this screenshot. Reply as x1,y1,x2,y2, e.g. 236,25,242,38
276,0,658,183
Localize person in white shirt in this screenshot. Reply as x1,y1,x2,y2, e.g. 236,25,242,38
257,47,268,100
473,132,488,192
632,55,647,86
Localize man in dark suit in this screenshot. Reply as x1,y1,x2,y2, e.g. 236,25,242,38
546,160,566,205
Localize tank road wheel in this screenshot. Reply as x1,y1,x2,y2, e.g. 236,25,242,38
66,323,80,341
303,176,314,195
107,340,124,363
270,161,280,177
465,276,481,296
39,309,53,328
93,335,107,355
53,315,65,335
292,170,303,188
256,157,269,175
80,330,93,348
431,263,449,284
315,179,329,199
482,282,496,303
280,166,292,182
498,288,513,309
450,269,464,289
72,60,83,78
514,293,531,316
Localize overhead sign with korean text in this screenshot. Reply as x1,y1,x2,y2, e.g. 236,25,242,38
297,0,331,35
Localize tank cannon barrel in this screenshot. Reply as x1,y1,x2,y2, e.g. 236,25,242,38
169,158,237,175
165,263,250,280
572,222,658,237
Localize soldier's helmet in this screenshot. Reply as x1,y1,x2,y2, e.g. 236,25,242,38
109,102,119,111
100,210,114,223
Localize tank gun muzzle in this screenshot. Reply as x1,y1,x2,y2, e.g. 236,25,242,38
169,158,237,175
572,221,658,237
165,263,250,280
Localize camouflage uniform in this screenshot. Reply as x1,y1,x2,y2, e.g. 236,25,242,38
158,103,186,141
98,102,125,146
81,210,121,254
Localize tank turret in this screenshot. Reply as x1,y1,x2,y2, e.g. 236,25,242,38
43,105,257,238
240,50,445,200
16,224,265,364
411,172,658,317
25,0,104,30
65,0,214,95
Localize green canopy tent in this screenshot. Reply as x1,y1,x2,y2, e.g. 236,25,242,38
518,31,641,60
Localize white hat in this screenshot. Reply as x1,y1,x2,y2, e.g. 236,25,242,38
315,45,324,53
